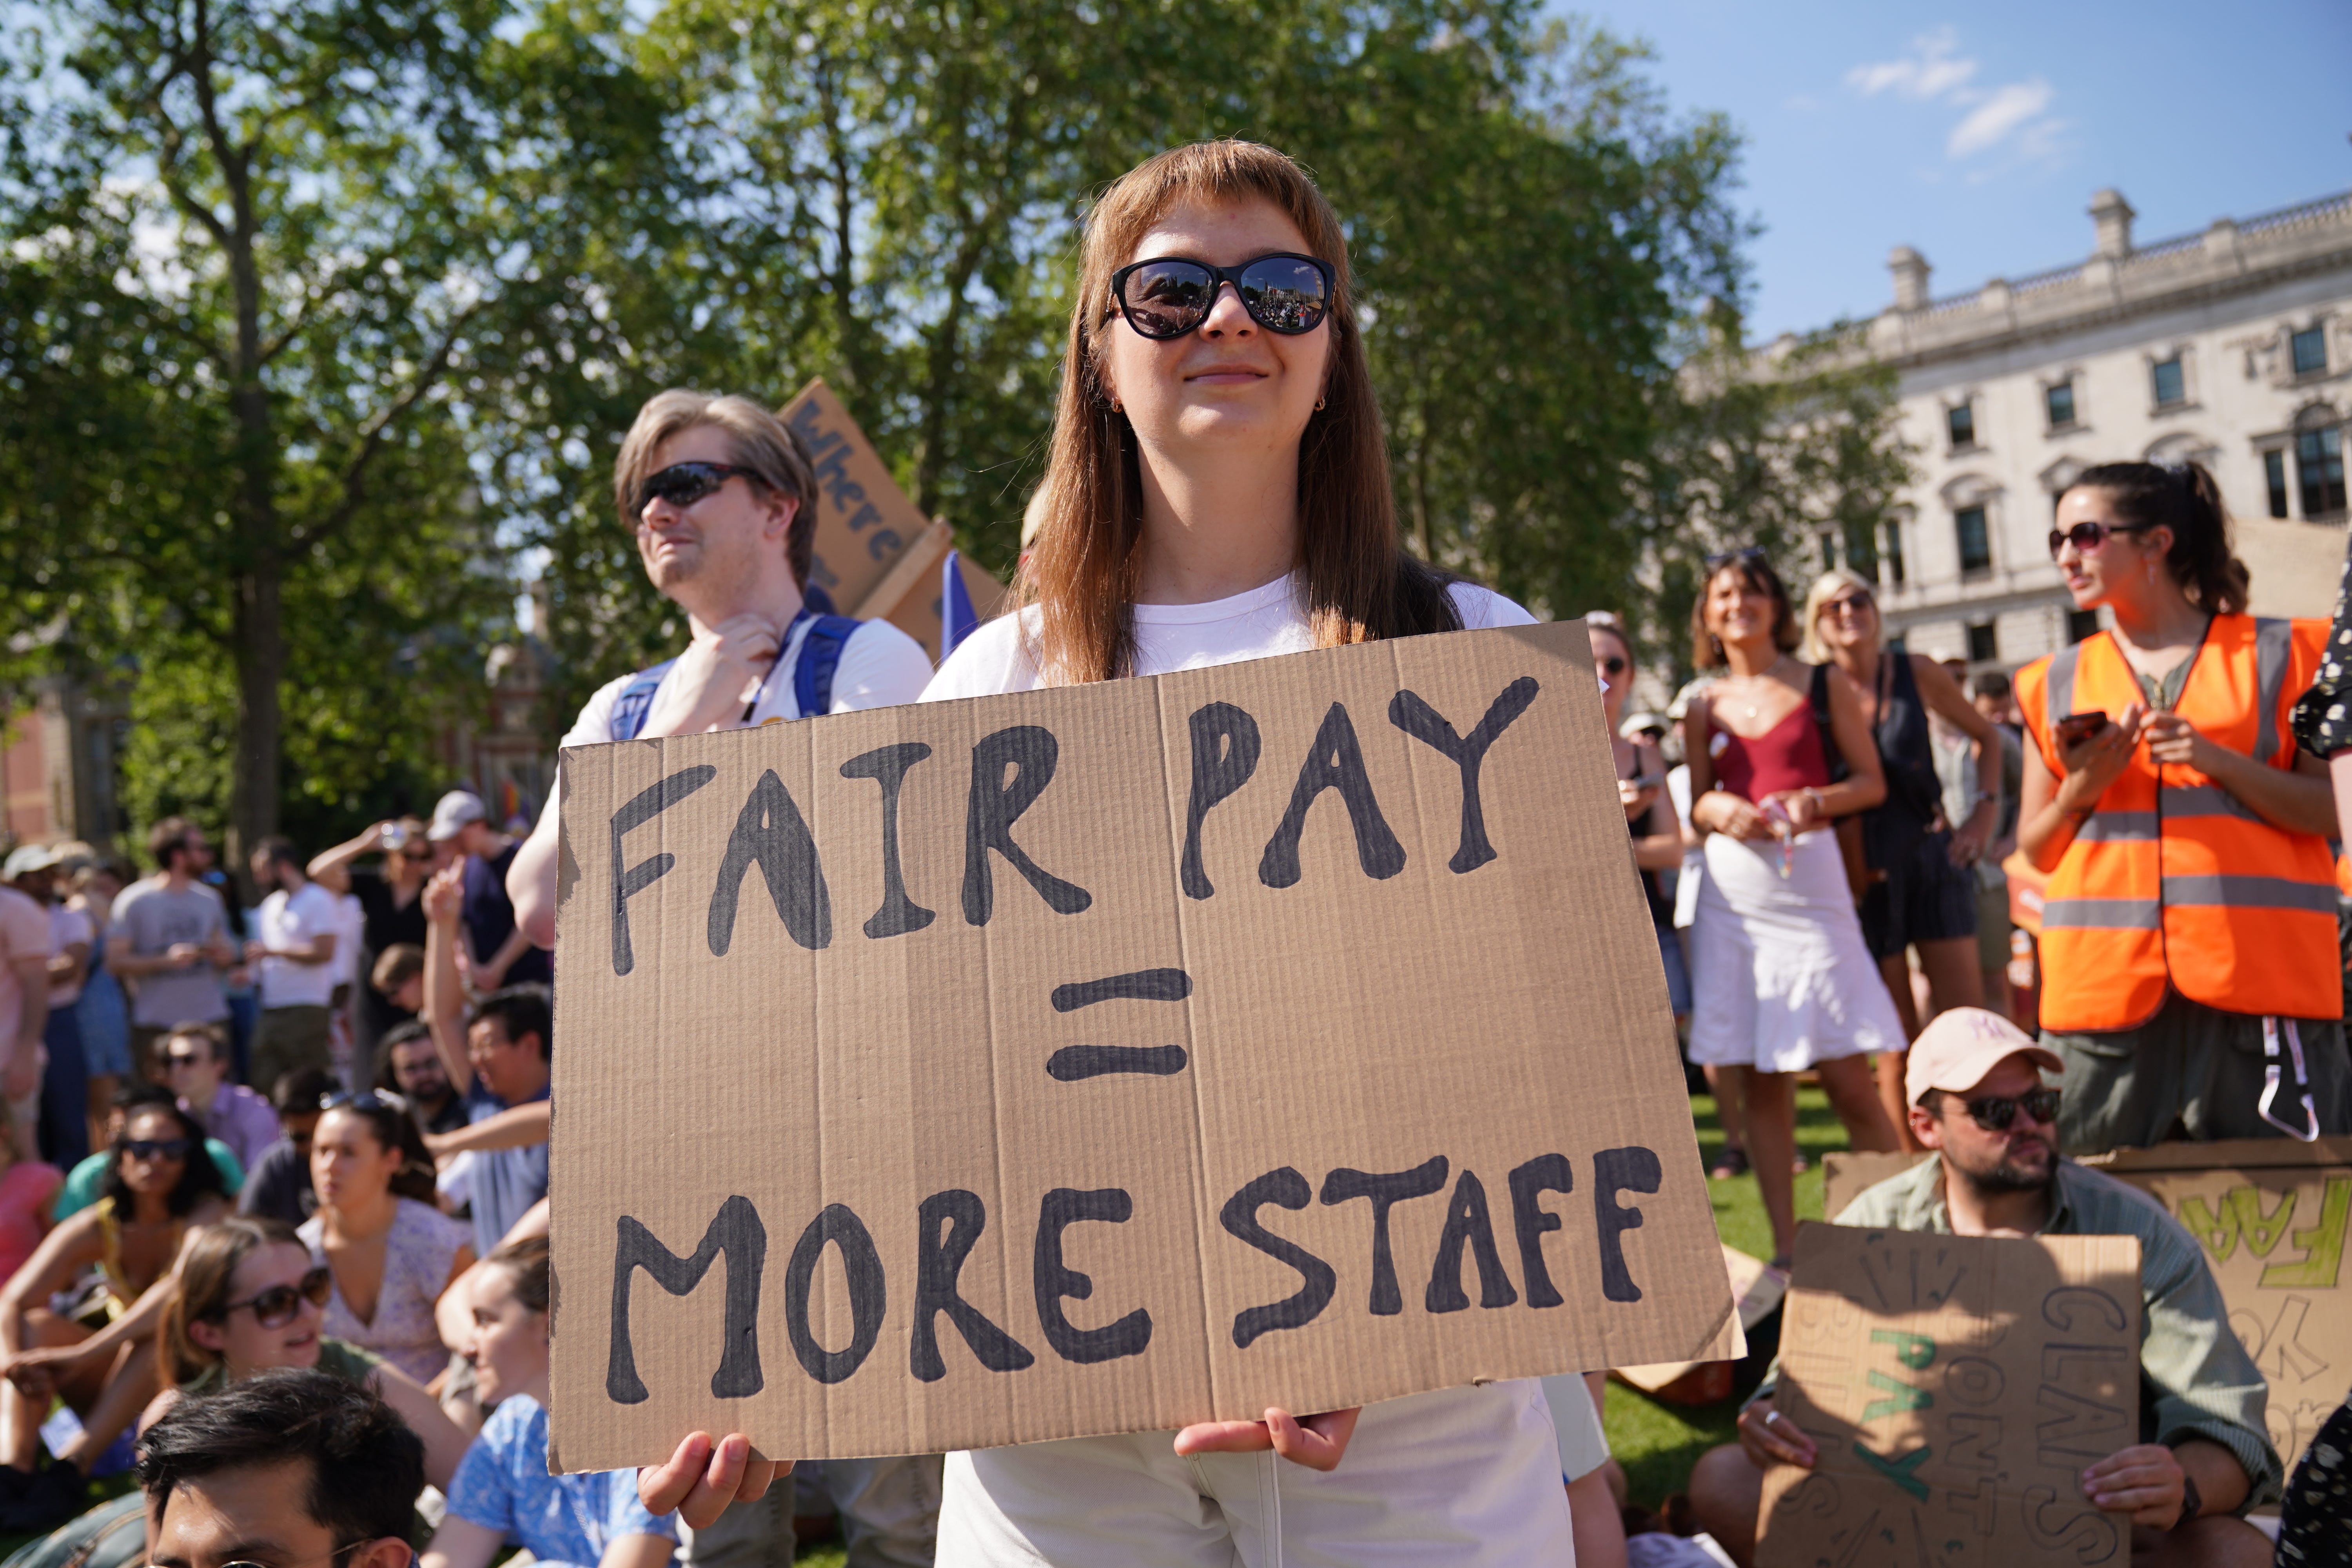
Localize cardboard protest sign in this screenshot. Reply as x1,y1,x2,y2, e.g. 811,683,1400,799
880,546,1008,664
1823,1152,1934,1226
2089,1137,2352,1476
546,621,1733,1469
1613,1243,1781,1403
1757,1221,2142,1568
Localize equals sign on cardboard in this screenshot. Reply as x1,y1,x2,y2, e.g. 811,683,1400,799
1045,967,1192,1082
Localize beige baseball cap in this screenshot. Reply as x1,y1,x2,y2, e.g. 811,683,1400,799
1904,1007,2062,1107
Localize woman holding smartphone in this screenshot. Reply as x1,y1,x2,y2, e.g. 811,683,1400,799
642,137,1575,1561
2016,460,2347,1154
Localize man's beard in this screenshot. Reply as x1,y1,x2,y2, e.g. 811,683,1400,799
1953,1136,2056,1196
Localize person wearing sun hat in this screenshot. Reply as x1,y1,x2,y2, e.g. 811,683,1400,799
1685,1005,2281,1567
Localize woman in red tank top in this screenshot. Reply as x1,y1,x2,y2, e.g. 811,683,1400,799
1681,551,1904,1265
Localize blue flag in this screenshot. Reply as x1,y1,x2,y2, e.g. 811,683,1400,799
941,548,980,659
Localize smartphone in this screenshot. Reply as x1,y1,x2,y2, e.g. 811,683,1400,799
2056,710,2110,748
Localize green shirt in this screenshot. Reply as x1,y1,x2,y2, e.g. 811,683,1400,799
181,1336,381,1396
53,1141,244,1220
1755,1154,2282,1510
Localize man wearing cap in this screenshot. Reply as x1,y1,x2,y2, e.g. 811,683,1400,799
1687,1007,2278,1568
430,790,548,994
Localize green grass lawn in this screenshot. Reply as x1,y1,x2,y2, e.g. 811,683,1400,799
1602,1084,1849,1512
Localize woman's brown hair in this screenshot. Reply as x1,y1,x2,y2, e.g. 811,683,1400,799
2062,459,2248,616
481,1234,549,1315
160,1216,306,1386
1689,552,1802,669
1020,139,1459,683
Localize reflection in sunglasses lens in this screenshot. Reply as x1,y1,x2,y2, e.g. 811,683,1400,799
1238,257,1329,332
1124,261,1216,338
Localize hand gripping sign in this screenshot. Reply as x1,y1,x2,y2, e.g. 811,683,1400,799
545,621,1735,1470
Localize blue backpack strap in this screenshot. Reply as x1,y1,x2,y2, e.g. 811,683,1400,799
793,616,861,718
608,657,677,741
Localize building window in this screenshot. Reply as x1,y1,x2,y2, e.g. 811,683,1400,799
1882,519,1907,586
2291,326,2328,377
1948,401,1976,448
2301,426,2347,517
1966,622,1998,663
1955,505,1993,576
2266,450,2290,518
2067,608,2101,644
1820,531,1839,572
2045,378,2077,429
2151,357,2185,409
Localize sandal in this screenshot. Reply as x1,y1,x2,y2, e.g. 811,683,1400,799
1709,1145,1750,1180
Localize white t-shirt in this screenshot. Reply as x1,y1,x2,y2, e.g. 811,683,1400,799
920,572,1536,699
331,892,366,989
564,615,937,747
47,904,92,1007
257,881,341,1010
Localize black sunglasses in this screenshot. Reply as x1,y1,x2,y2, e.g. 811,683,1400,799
1703,546,1770,572
1109,253,1334,340
635,461,755,516
121,1137,192,1162
215,1266,334,1329
2048,519,2154,559
1961,1087,2061,1131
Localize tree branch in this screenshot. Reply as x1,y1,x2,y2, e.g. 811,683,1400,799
294,299,485,550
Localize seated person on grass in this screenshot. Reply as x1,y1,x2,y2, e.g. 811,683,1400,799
234,1067,338,1226
422,1236,681,1568
55,1083,242,1220
0,1086,230,1521
142,1368,423,1568
1686,1008,2279,1568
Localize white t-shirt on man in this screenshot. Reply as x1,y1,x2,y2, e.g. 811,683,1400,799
257,881,341,1010
564,615,937,747
47,904,92,1008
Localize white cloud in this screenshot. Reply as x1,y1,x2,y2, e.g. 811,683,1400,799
1947,80,2054,157
1844,26,2065,169
1846,28,1976,100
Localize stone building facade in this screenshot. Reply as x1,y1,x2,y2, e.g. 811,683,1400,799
1813,186,2352,671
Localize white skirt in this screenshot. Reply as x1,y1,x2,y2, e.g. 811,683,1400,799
1687,829,1904,1073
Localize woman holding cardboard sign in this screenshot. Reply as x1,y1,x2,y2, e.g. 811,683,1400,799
641,137,1578,1562
1682,550,1904,1267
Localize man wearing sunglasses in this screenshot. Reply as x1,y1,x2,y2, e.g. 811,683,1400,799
1689,1007,2278,1568
143,1368,423,1568
506,390,936,953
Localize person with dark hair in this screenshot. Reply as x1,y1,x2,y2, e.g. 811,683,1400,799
423,874,552,1260
235,1066,340,1225
2016,459,2348,1154
423,1237,681,1568
0,1085,229,1516
299,1092,472,1383
503,388,937,957
158,1022,277,1172
53,1083,243,1221
1687,1009,2278,1568
308,818,434,1061
141,1368,424,1568
245,836,340,1094
375,1018,465,1136
106,819,236,1080
1682,549,1905,1266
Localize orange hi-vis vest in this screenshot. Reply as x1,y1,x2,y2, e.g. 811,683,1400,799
2016,615,2339,1032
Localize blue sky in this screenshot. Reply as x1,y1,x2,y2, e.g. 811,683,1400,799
1559,0,2352,339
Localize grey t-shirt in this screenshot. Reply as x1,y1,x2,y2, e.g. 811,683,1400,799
110,880,230,1028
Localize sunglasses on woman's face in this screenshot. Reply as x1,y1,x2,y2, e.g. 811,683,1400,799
1109,254,1335,340
1961,1087,2061,1131
1820,595,1874,619
121,1137,191,1162
218,1266,333,1329
635,461,753,516
2048,519,2153,559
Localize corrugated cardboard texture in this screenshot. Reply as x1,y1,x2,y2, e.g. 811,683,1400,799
2090,1137,2352,1477
781,380,933,619
546,621,1732,1469
1757,1221,2142,1568
1615,1243,1780,1393
1823,1151,1935,1223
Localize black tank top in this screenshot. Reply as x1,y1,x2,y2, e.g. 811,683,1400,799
1864,653,1947,857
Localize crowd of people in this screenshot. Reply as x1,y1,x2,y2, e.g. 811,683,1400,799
0,136,2349,1566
